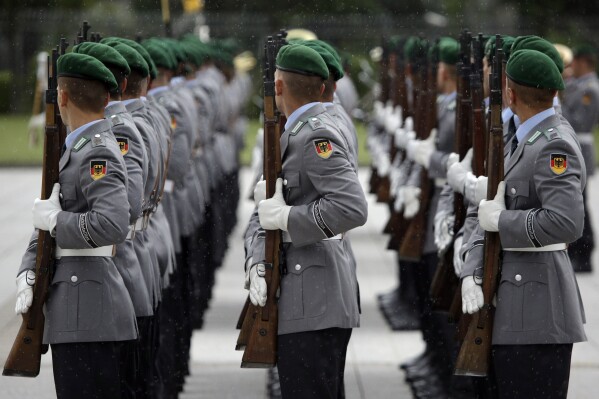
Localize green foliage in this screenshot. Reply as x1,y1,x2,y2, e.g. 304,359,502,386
0,115,43,166
0,71,13,113
204,0,383,13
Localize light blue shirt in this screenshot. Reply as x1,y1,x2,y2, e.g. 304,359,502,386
147,86,169,97
284,102,321,132
502,107,521,129
122,98,137,106
514,107,556,144
106,100,120,108
322,102,334,109
65,119,103,150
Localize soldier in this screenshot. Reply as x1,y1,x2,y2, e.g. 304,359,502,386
561,44,598,273
15,52,137,398
462,49,587,399
245,44,367,398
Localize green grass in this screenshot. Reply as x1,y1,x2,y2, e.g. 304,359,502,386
0,115,43,166
1,113,368,167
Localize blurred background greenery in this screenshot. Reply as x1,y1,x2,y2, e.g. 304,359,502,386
2,0,599,165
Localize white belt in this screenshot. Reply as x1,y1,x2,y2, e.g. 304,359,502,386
503,243,567,252
55,245,115,259
434,178,447,188
281,231,343,243
164,179,174,193
125,219,145,239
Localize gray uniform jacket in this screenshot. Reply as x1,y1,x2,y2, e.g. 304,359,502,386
326,101,359,172
105,102,152,317
245,103,368,335
562,72,599,176
462,113,587,345
19,119,137,344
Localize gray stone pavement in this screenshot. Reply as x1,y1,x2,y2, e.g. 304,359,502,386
0,167,598,398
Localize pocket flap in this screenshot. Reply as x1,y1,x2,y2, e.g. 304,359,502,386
283,172,300,188
505,180,529,198
53,261,103,286
285,244,326,275
60,184,78,201
500,262,548,287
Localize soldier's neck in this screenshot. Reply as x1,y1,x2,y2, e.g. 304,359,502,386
66,108,105,132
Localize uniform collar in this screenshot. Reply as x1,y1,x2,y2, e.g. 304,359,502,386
515,107,556,143
284,102,321,131
147,86,169,97
502,107,521,129
65,119,103,149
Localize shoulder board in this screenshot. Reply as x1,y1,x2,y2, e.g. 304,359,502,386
72,136,90,152
447,100,456,111
111,115,124,127
542,127,561,141
526,130,543,145
91,133,107,148
307,116,325,131
289,120,306,136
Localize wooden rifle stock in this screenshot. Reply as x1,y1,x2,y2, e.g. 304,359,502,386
236,36,283,368
3,40,68,377
455,36,504,377
398,39,433,262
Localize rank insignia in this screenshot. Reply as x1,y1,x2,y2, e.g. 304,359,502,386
116,138,129,156
90,160,107,180
550,153,567,175
314,139,333,159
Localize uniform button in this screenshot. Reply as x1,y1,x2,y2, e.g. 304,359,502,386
511,187,516,195
94,134,100,138
515,274,522,282
283,179,288,185
71,275,78,283
295,264,301,271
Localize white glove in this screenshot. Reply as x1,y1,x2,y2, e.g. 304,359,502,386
394,186,405,212
395,128,415,150
405,138,419,162
403,186,421,219
434,211,455,253
378,153,391,177
385,105,402,135
32,183,61,235
258,178,291,231
447,148,473,193
253,179,266,207
479,181,506,232
461,276,484,314
249,263,267,307
453,235,464,277
15,270,35,315
446,152,459,171
412,128,437,169
373,101,385,128
464,174,488,205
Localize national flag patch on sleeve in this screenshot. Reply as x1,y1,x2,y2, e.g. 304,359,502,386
314,139,333,159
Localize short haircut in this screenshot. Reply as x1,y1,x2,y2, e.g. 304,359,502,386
58,76,108,113
575,53,597,69
107,66,127,99
280,70,324,103
507,78,556,108
322,76,335,101
124,70,147,97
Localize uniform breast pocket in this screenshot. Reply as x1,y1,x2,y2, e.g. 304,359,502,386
504,180,529,209
46,260,104,332
279,245,327,321
59,184,78,210
497,262,549,332
283,172,300,202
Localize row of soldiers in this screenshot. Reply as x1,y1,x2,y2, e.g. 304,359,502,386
14,31,252,398
368,33,593,398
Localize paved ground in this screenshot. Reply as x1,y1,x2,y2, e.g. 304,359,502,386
0,167,598,398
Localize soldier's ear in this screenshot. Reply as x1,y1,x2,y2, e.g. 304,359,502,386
275,78,284,96
58,87,68,108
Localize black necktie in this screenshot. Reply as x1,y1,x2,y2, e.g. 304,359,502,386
60,144,67,157
510,135,519,156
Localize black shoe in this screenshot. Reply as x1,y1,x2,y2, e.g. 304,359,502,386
410,374,449,399
400,350,431,370
386,306,421,331
571,259,593,273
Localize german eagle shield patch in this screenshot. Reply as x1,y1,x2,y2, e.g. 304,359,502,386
550,153,567,175
90,160,107,180
116,138,129,156
314,139,333,159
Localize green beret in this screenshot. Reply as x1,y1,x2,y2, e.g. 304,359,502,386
438,37,459,65
404,36,427,63
506,49,564,90
427,40,439,63
276,44,329,80
485,35,515,61
57,52,117,91
161,38,186,63
573,44,596,58
142,39,177,71
72,42,131,76
110,43,149,77
299,41,344,80
511,36,564,73
209,40,234,67
312,40,341,63
101,37,157,79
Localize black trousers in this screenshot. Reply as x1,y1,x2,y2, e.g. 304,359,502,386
277,328,352,399
51,341,133,399
568,189,594,271
492,344,573,399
